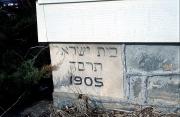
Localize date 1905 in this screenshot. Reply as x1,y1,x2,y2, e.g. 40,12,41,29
70,76,103,87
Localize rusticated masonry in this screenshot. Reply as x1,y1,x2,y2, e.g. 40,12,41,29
50,44,180,113
125,45,180,113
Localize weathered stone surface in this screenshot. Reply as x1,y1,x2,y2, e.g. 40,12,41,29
125,45,180,74
128,75,180,109
53,92,180,114
128,76,147,104
50,44,124,99
50,44,180,113
147,75,180,106
53,92,139,111
125,45,180,113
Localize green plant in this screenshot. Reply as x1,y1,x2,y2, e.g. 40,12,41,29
18,59,42,85
0,47,51,113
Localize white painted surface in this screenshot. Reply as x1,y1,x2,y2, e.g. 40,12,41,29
37,0,179,42
36,3,47,42
38,0,100,4
50,44,124,98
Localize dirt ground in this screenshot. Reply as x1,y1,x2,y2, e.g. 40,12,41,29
17,100,179,117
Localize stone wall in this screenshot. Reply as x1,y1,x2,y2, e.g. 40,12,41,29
50,43,180,113
125,44,180,112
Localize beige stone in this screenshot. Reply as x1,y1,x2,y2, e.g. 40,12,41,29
50,44,124,99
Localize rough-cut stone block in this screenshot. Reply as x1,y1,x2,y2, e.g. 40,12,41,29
147,75,180,106
128,76,147,104
50,44,124,99
53,92,139,111
125,45,180,74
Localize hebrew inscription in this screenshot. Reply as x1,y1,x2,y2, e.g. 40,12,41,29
69,61,102,72
50,44,124,98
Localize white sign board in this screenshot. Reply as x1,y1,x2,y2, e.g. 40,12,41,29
50,44,124,98
36,0,179,42
38,0,100,4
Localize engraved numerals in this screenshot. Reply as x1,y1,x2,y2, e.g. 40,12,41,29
70,76,103,87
